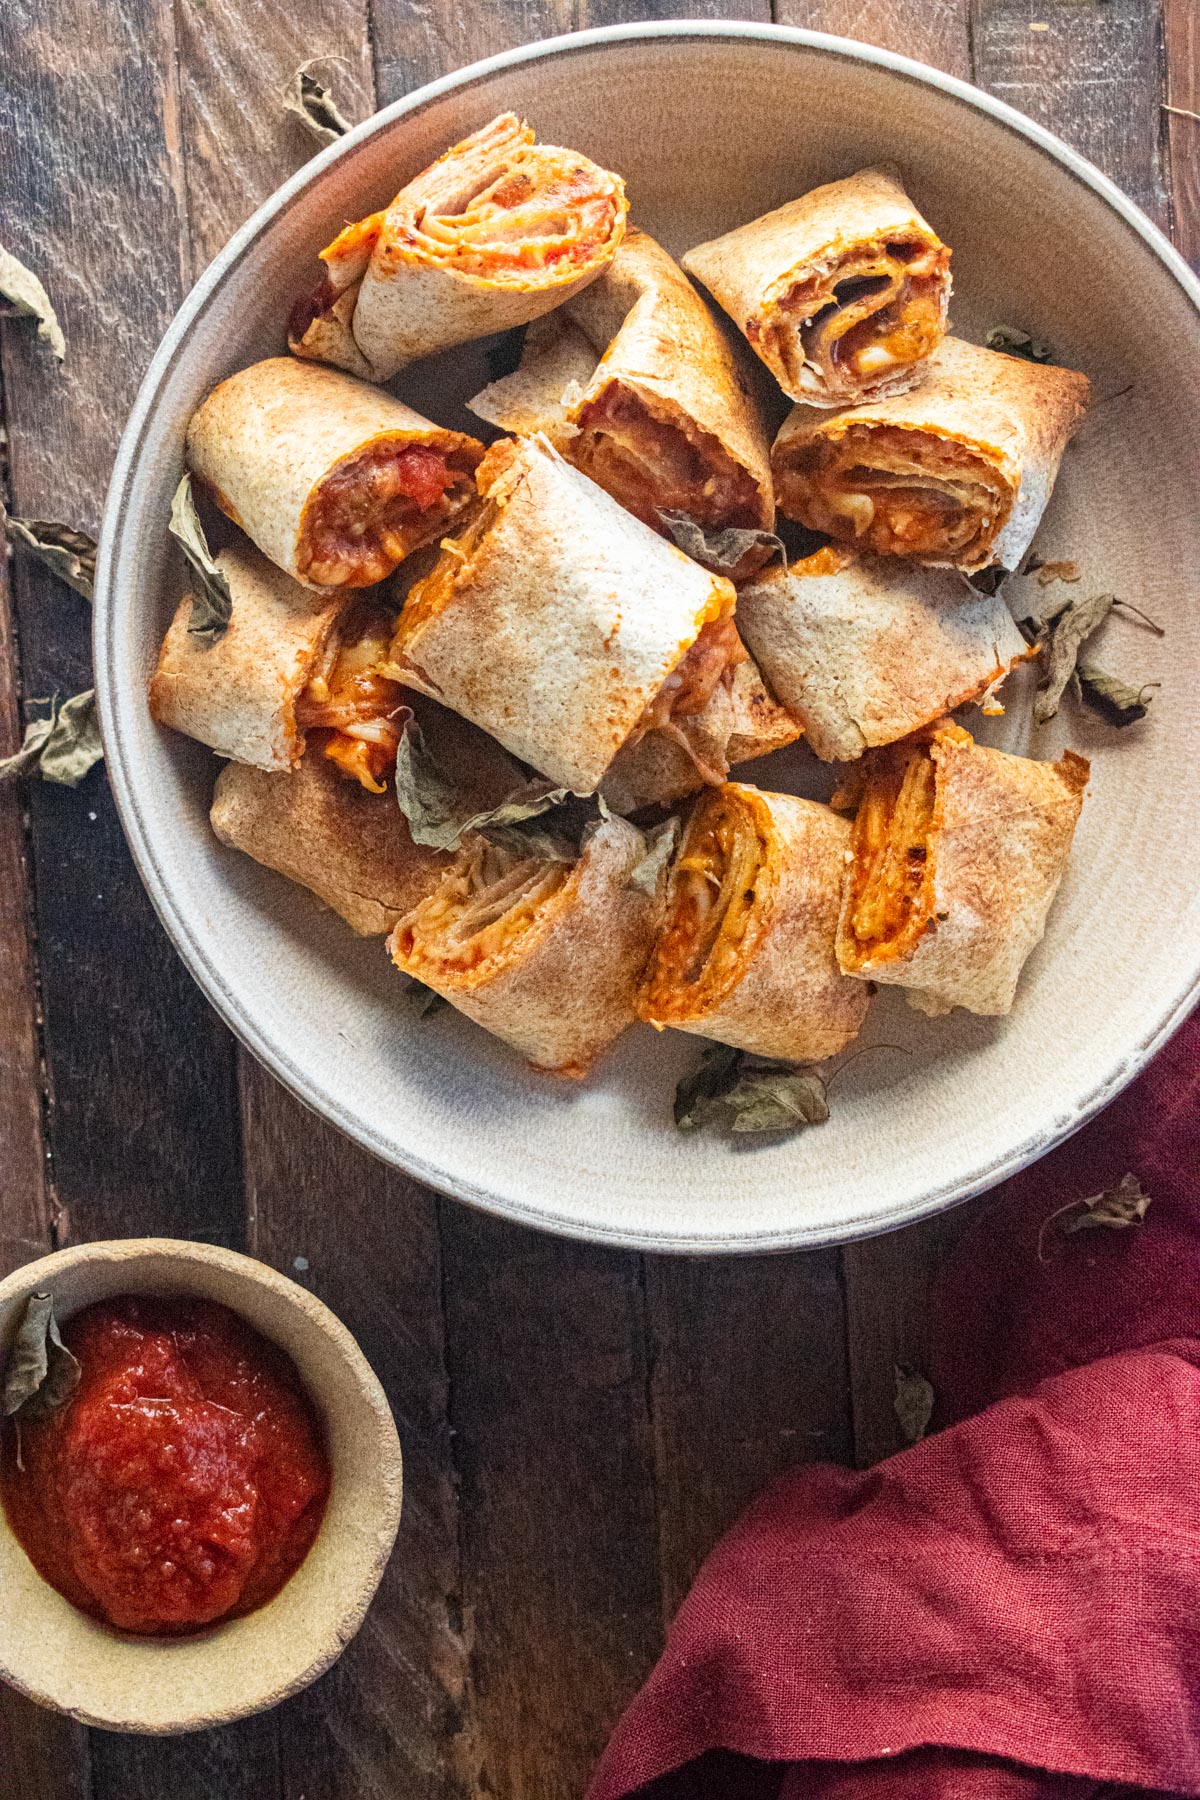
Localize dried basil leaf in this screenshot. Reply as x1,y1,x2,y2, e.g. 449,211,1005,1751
2,1293,81,1420
1075,665,1159,728
674,1042,742,1130
657,511,787,577
169,474,233,641
0,690,103,788
3,514,96,599
1033,559,1081,587
0,245,66,362
1064,1172,1152,1235
1033,591,1116,724
480,822,579,863
283,60,354,146
627,817,680,895
894,1364,935,1444
673,1043,830,1136
986,324,1052,363
394,721,569,852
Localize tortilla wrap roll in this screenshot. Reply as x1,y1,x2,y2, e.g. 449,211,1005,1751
389,815,663,1077
210,755,449,937
150,545,351,771
771,336,1090,571
836,720,1088,1016
388,437,740,795
736,545,1028,761
682,167,951,407
600,654,802,814
638,785,869,1062
186,358,483,589
289,113,628,383
469,228,775,576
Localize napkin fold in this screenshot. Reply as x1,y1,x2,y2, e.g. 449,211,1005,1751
589,1013,1200,1800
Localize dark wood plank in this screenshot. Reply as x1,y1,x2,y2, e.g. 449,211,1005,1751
775,0,971,79
1163,0,1200,270
645,1251,853,1616
970,0,1169,229
241,1066,473,1800
0,5,254,1796
437,1206,662,1800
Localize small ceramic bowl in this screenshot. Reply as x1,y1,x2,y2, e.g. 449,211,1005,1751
0,1239,402,1733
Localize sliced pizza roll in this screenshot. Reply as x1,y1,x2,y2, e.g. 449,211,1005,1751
600,654,802,814
771,336,1090,571
388,437,741,796
682,167,951,407
210,754,448,937
186,358,483,589
736,545,1028,760
836,721,1089,1016
470,227,775,576
289,113,627,382
638,784,869,1062
389,815,663,1077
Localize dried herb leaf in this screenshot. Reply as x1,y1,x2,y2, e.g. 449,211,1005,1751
673,1043,830,1136
627,817,680,895
674,1043,742,1130
480,822,579,863
986,324,1052,363
394,721,569,852
1033,559,1081,587
169,475,233,640
283,60,354,146
657,511,787,577
0,690,103,788
2,1293,81,1420
1064,1172,1152,1235
1075,665,1159,728
894,1365,935,1444
1033,591,1116,723
4,514,96,599
0,245,66,361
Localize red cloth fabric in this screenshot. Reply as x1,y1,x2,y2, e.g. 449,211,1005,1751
589,1013,1200,1800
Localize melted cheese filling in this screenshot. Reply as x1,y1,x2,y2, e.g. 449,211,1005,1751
768,240,949,397
639,789,767,1020
395,841,570,980
296,609,407,792
781,424,1007,562
298,441,477,588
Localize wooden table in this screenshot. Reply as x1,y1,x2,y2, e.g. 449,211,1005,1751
0,3,1194,1794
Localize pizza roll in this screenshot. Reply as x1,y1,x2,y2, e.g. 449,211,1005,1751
186,358,483,589
638,784,869,1062
771,336,1090,571
682,167,951,407
600,654,801,814
470,228,774,576
736,545,1028,760
289,113,627,382
836,721,1089,1015
388,437,740,795
390,815,662,1077
210,755,448,937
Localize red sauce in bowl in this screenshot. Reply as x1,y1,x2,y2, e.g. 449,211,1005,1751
0,1295,331,1635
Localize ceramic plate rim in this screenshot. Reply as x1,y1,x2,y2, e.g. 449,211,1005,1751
95,20,1200,1254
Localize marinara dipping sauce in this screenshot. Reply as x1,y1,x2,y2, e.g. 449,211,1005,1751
0,1296,331,1635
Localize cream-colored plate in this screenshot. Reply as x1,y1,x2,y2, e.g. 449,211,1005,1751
96,24,1200,1252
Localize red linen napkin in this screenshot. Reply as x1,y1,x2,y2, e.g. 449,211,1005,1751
589,1012,1200,1800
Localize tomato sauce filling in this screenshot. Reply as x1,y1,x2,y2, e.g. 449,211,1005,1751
398,152,623,282
772,238,949,396
299,440,477,588
394,839,571,985
1,1296,330,1636
571,385,761,543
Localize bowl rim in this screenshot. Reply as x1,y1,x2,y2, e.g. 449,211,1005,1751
0,1238,403,1732
95,19,1200,1256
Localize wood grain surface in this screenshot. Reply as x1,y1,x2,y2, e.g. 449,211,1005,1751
0,3,1186,1795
